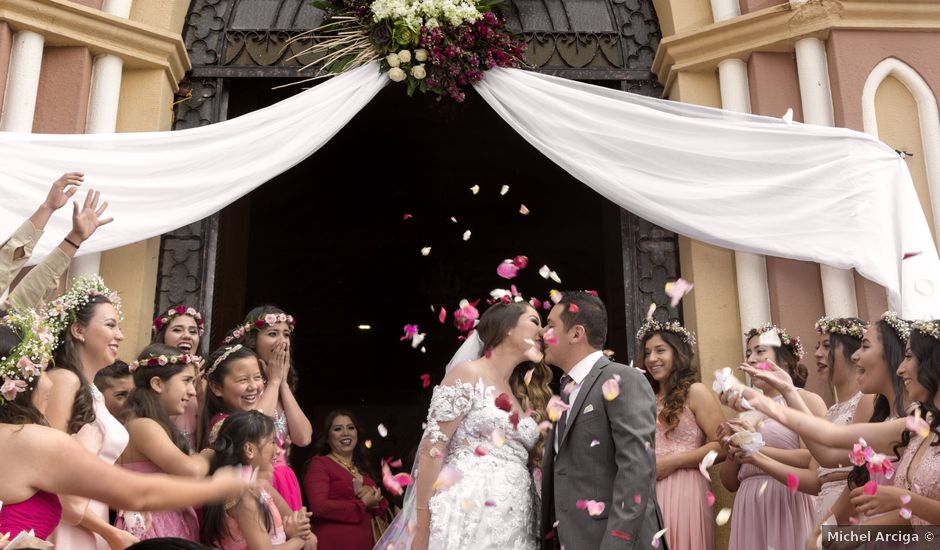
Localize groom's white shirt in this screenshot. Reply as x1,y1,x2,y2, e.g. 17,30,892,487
555,349,605,452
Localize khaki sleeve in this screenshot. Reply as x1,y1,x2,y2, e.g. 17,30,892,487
0,221,44,296
4,246,70,309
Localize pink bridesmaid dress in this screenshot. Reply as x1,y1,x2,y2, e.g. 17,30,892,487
0,490,62,540
272,408,302,511
655,401,714,550
728,397,816,550
893,432,940,525
115,461,199,540
49,385,129,550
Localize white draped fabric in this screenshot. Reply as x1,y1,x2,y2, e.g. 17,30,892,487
1,61,937,317
474,68,940,318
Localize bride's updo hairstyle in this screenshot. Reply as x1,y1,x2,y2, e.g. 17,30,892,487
476,301,553,465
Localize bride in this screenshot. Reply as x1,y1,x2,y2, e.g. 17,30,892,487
379,300,553,550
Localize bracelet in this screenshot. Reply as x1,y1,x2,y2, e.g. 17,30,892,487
415,506,429,511
64,237,80,250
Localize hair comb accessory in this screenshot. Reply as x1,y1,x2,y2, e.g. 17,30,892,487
205,345,243,377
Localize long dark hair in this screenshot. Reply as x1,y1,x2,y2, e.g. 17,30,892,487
871,320,907,422
896,328,940,455
197,344,260,450
123,343,193,453
0,318,45,426
241,305,298,391
51,295,114,434
312,409,376,480
827,321,864,390
640,330,696,437
201,410,275,547
475,301,553,466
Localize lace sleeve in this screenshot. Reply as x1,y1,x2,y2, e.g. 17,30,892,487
425,379,474,444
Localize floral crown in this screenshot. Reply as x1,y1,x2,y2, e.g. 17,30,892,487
636,319,696,348
205,344,243,377
222,312,296,344
129,353,202,373
1,309,56,404
45,276,122,337
880,311,912,343
911,319,940,342
153,305,204,335
744,323,805,360
815,317,868,339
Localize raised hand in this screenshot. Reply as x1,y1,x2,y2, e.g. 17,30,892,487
68,189,113,245
739,360,794,393
43,172,83,210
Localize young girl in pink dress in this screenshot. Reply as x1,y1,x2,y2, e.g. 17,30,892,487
152,304,206,451
226,306,313,510
719,324,828,550
43,277,134,550
638,319,725,550
201,410,316,550
116,343,216,540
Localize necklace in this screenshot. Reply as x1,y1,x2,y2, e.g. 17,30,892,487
330,453,360,476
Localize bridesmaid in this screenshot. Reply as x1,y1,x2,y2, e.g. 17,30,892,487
43,277,134,550
303,409,388,550
719,323,827,550
638,320,724,550
152,304,206,451
232,305,312,510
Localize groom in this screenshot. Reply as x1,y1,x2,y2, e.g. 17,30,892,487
540,291,664,550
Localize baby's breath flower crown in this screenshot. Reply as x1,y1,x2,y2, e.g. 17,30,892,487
744,323,805,360
814,316,868,339
911,319,940,342
222,313,296,345
0,309,56,404
129,353,202,373
153,305,204,335
636,319,696,349
44,276,122,339
881,311,912,343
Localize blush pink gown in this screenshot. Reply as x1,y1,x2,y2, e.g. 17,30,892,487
655,402,714,550
49,385,129,550
115,461,199,540
0,490,62,540
893,432,940,525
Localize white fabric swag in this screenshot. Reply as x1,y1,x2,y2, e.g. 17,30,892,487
1,61,937,317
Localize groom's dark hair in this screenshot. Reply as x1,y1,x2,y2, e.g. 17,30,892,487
557,291,607,349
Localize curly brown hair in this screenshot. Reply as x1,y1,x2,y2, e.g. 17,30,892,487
640,330,697,438
476,301,553,467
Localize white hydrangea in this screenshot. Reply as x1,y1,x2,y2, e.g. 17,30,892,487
371,0,482,27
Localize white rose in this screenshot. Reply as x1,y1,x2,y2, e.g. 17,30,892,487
398,50,412,63
415,48,428,62
386,53,401,68
411,64,426,79
388,67,407,82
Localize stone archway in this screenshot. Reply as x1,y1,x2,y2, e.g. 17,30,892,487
158,0,679,360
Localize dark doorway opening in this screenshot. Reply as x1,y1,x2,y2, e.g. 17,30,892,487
212,78,630,471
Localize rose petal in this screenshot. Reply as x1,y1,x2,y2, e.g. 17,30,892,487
421,247,431,256
568,304,580,313
863,480,878,496
429,448,443,459
364,439,372,449
758,480,769,496
432,466,462,490
525,346,544,363
519,204,530,215
634,494,642,505
646,303,656,320
758,329,782,348
494,393,513,412
651,528,667,548
900,507,912,519
490,429,506,447
591,440,600,447
470,185,480,195
539,265,551,279
500,185,509,196
497,260,520,280
474,446,489,456
377,424,388,438
547,395,572,422
509,411,520,430
403,213,412,220
450,216,457,223
544,327,558,345
664,278,694,307
903,251,922,260
900,494,912,505
549,271,562,284
781,108,793,124
716,507,732,526
787,472,799,493
699,450,718,481
706,491,716,507
602,376,621,401
524,368,534,386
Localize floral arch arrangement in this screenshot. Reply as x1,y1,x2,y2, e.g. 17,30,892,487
297,0,526,102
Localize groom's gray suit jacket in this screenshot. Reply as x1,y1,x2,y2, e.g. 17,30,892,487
541,355,665,550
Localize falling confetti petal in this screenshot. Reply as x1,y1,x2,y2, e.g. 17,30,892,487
420,346,426,353
494,393,513,412
400,324,419,341
463,230,472,241
706,491,716,507
382,466,414,496
549,271,562,284
411,333,426,349
485,500,496,507
547,395,572,421
500,185,509,195
699,450,718,481
903,251,922,260
377,424,388,438
525,346,544,363
438,308,447,324
497,260,521,279
900,494,912,505
633,494,642,505
651,528,667,548
538,421,553,433
549,290,563,304
429,448,443,459
787,472,799,493
519,204,530,215
524,368,534,386
591,440,600,447
716,507,732,526
758,480,768,496
576,500,606,517
900,507,912,519
568,304,580,313
420,373,431,388
781,108,793,124
916,279,935,296
474,446,489,456
849,200,869,217
863,481,878,495
538,265,551,279
544,327,558,345
364,439,372,448
470,185,480,195
450,216,458,223
906,410,931,438
664,278,694,307
848,516,859,525
758,329,782,348
421,247,431,256
403,213,412,220
646,303,656,320
602,375,621,401
433,466,462,490
490,429,506,447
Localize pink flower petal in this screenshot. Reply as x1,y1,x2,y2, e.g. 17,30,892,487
590,440,600,447
494,393,513,412
403,213,412,220
900,494,912,505
568,304,580,313
420,373,431,389
497,260,520,280
706,491,716,507
900,507,912,520
602,375,621,401
633,494,642,505
646,303,656,320
519,204,530,215
544,327,558,345
699,450,718,481
786,472,799,493
863,480,879,496
903,251,922,260
432,466,462,490
547,395,572,421
664,278,694,307
907,413,931,438
474,446,489,456
524,368,534,386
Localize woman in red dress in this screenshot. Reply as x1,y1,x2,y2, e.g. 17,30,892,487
303,409,388,550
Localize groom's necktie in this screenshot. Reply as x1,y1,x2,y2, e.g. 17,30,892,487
557,374,573,446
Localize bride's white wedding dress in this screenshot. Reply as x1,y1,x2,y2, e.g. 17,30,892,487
424,378,539,550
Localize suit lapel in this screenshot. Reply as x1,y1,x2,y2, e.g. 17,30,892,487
559,356,609,449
